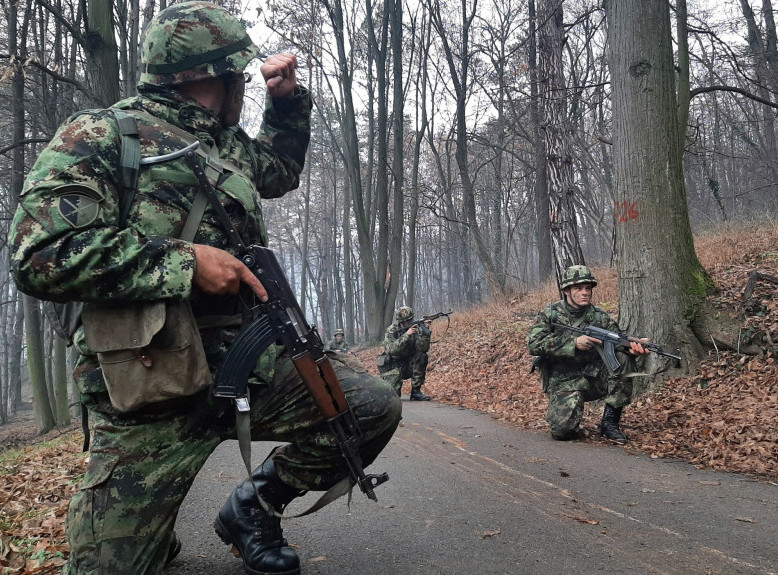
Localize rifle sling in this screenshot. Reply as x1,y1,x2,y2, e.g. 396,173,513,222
218,309,354,518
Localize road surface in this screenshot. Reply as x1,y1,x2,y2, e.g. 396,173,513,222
167,400,778,575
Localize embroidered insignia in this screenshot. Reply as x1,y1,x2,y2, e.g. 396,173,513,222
56,185,102,228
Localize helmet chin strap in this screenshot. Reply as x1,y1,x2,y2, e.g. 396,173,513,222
219,74,245,127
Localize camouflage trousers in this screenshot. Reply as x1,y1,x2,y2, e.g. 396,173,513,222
377,351,429,396
64,352,401,575
545,371,632,437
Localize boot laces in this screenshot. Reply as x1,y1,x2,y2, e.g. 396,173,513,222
252,510,283,546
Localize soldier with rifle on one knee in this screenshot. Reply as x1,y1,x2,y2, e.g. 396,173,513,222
377,306,434,401
10,4,400,574
527,265,650,443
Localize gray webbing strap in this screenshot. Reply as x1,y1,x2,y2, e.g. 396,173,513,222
237,409,351,519
180,188,209,243
111,109,141,227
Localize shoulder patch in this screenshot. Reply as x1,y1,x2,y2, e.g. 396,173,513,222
55,184,104,228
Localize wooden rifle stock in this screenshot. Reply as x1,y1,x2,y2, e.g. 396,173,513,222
292,354,347,420
234,245,389,501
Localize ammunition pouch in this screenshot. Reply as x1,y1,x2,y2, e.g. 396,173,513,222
82,300,211,412
530,356,551,393
376,353,392,372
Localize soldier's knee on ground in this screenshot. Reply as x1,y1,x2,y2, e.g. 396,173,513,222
546,390,585,440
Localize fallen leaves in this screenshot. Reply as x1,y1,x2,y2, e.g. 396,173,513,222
0,435,84,575
562,514,599,525
355,224,778,482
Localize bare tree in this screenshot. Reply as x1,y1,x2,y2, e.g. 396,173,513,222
606,0,711,384
538,0,585,289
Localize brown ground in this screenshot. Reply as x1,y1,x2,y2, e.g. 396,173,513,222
1,222,777,573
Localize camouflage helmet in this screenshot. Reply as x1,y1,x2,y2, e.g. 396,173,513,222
139,1,259,87
334,328,345,336
395,306,414,322
560,265,598,290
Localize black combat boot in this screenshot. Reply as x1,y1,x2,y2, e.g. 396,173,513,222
550,428,583,441
600,404,628,444
214,459,303,575
409,389,431,401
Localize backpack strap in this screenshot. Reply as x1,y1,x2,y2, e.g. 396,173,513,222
110,109,142,227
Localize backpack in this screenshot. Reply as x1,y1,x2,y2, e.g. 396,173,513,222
43,108,141,343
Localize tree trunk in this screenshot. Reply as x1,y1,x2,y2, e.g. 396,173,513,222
529,0,553,284
538,0,584,289
85,0,121,106
24,296,56,433
11,297,24,411
387,0,405,324
606,0,711,386
53,335,71,426
407,16,432,308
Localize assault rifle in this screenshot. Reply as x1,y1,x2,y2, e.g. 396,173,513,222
405,310,452,336
551,323,682,374
212,245,389,502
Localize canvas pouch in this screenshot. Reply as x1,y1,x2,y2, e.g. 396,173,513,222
82,300,211,412
376,353,391,371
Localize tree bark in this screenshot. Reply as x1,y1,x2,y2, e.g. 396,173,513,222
85,0,121,106
606,0,711,386
538,0,585,289
24,297,56,433
53,334,71,426
529,0,553,284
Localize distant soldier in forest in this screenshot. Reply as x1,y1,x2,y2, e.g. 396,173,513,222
377,306,433,401
527,265,650,443
326,328,351,353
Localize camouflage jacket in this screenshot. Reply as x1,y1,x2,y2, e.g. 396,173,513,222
11,86,311,393
527,300,619,384
325,339,350,352
382,323,430,360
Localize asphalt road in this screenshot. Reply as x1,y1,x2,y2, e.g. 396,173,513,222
166,400,778,575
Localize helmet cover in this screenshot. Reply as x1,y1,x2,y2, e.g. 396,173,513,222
395,306,414,322
560,265,598,290
139,1,259,87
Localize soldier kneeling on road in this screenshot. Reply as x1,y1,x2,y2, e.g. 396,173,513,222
527,265,650,443
377,306,433,401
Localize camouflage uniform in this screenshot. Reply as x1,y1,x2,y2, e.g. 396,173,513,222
325,330,350,352
378,309,431,398
527,295,633,440
10,4,400,574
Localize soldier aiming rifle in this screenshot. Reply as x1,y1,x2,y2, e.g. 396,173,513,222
377,307,451,400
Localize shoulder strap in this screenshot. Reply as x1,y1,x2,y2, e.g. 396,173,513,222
110,109,141,227
110,108,212,242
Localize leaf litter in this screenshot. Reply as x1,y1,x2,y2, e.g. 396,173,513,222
2,223,778,573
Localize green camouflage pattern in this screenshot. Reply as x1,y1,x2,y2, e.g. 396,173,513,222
559,264,598,289
527,300,631,436
325,334,350,352
11,72,399,574
139,1,259,86
378,321,431,394
395,305,414,322
65,352,401,574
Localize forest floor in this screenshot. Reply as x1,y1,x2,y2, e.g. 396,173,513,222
1,221,778,574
